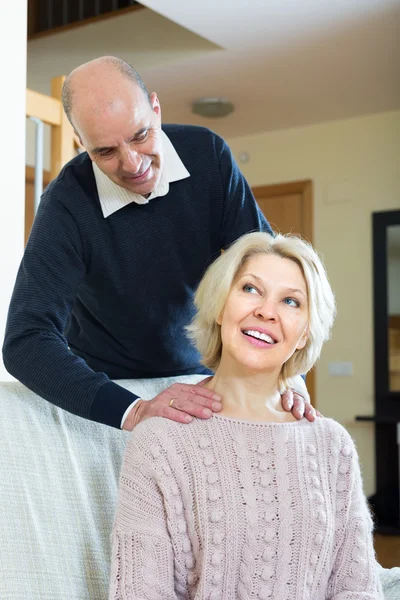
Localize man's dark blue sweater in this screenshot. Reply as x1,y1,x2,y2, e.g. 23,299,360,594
3,125,272,427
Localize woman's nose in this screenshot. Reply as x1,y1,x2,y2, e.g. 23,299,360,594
255,299,278,321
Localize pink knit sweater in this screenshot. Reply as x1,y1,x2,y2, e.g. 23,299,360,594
109,415,383,599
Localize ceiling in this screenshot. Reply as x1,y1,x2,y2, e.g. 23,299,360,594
137,0,400,137
27,0,400,139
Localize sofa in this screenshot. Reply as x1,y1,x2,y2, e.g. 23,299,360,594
0,378,399,599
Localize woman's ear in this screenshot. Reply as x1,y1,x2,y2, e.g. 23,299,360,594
296,327,309,351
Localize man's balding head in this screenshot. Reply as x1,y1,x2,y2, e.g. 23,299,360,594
62,56,151,128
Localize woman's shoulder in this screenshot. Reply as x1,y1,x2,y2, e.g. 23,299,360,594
312,417,357,457
129,416,182,447
316,416,353,437
127,416,211,460
120,418,185,478
122,417,220,487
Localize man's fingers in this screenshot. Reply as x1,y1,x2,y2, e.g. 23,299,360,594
281,388,294,412
304,402,316,422
168,383,222,412
164,406,194,424
187,384,221,402
138,397,197,423
167,397,214,420
292,394,305,420
188,392,222,412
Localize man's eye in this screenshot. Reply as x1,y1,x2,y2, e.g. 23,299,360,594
99,149,113,157
135,130,148,142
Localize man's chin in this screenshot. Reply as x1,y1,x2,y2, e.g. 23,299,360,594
126,182,155,196
118,170,160,196
117,178,154,196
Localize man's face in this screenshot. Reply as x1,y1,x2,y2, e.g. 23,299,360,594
73,85,163,196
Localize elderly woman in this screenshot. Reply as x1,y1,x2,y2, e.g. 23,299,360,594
109,232,382,599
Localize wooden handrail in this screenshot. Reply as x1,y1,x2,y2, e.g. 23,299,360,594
26,76,75,181
25,76,76,243
26,89,62,126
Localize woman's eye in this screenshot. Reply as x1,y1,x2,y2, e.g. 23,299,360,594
243,284,258,294
284,297,300,307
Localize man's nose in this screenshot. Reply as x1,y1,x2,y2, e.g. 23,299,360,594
120,147,141,173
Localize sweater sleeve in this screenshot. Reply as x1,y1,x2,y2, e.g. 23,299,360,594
109,436,177,600
2,193,138,428
327,430,383,599
217,136,273,249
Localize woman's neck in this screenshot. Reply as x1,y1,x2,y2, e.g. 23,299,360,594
205,359,296,423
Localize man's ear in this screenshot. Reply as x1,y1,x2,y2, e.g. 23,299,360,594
73,130,84,149
150,92,161,118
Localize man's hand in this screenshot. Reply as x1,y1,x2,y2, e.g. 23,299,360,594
123,381,222,431
280,375,321,422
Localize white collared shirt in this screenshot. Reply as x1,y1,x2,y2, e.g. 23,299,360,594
92,130,190,219
92,130,191,427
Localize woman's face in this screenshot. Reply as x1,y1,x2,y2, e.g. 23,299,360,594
218,253,309,374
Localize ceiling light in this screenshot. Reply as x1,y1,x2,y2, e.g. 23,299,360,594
192,97,234,118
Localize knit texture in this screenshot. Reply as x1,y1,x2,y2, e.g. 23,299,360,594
2,125,271,427
110,416,383,599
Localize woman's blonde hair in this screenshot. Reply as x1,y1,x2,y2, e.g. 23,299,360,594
186,232,336,390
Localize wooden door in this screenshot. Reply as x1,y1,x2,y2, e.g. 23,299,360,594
252,180,315,405
254,180,313,241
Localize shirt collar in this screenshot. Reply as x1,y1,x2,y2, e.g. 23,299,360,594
93,130,190,218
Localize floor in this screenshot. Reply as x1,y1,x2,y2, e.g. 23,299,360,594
374,534,400,568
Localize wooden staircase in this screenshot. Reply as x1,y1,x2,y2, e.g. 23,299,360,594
28,0,143,39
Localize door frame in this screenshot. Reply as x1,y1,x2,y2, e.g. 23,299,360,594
252,179,315,406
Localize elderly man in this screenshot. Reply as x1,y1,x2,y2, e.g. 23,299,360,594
3,56,313,430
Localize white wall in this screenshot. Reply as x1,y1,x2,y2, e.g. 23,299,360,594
228,110,400,496
0,1,27,380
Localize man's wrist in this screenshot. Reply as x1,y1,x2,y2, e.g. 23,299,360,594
120,398,141,429
122,399,144,431
90,381,141,428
